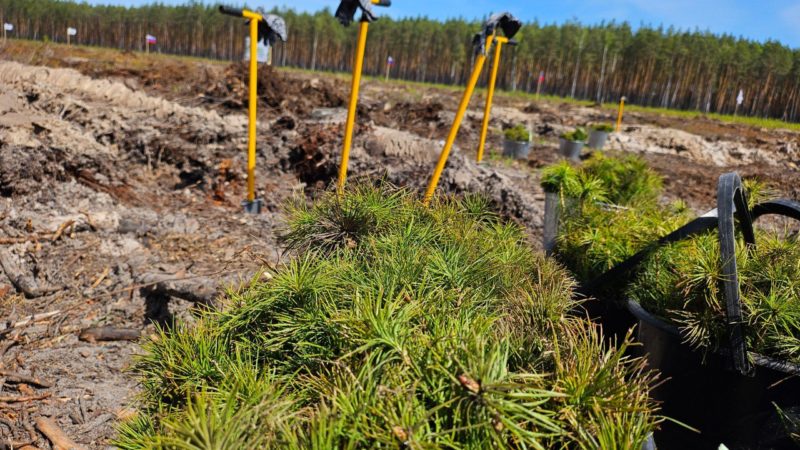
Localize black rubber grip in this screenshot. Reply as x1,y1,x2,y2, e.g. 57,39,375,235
374,0,391,6
507,39,520,46
219,5,244,17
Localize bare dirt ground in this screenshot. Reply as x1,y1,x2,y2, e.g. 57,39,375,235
0,41,798,448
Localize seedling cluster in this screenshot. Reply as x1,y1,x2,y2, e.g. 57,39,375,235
503,124,531,143
559,127,589,143
105,3,799,447
119,183,659,448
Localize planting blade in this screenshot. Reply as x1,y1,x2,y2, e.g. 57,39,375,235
473,12,522,55
336,0,377,26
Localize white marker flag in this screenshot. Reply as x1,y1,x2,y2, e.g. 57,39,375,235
736,89,744,106
67,27,77,36
3,23,13,31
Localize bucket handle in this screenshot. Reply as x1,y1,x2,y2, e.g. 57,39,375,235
716,173,756,375
717,189,800,376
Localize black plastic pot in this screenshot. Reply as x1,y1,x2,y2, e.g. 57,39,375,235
628,298,800,449
588,129,609,149
502,138,532,159
623,175,800,449
559,138,584,161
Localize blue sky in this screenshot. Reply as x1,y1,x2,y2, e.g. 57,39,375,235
85,0,800,48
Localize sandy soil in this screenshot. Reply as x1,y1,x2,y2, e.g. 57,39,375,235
0,42,799,448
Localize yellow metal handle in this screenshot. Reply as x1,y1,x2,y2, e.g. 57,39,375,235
424,49,490,204
337,20,370,194
246,16,259,202
476,38,505,162
242,10,262,20
220,6,264,204
615,96,626,132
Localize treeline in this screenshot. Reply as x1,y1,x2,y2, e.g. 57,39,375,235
2,0,800,121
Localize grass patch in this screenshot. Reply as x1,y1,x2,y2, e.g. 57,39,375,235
120,182,659,448
602,103,800,132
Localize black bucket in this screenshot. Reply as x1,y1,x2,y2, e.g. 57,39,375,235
628,299,800,449
578,293,638,342
582,174,800,449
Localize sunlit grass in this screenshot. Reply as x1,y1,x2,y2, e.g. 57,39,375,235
600,102,800,131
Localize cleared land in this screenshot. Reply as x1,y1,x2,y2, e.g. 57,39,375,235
0,41,798,447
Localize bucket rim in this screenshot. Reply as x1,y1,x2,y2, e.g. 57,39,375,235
626,298,800,376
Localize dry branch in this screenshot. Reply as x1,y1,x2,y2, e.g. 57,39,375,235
0,441,36,450
136,270,253,307
0,219,76,245
0,311,61,336
78,327,140,343
0,392,51,402
0,250,61,299
35,417,85,450
0,371,53,388
50,220,75,242
89,267,111,290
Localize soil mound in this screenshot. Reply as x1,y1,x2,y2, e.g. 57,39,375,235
203,62,347,115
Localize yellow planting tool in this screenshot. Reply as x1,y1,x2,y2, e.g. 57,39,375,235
476,36,519,163
424,13,521,204
336,0,392,194
616,96,627,132
219,5,287,214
